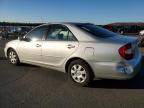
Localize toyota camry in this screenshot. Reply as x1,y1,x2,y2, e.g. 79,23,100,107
4,23,142,86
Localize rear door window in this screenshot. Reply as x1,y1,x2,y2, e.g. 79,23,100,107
76,24,116,38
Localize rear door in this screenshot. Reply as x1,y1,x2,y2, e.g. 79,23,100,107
42,24,79,67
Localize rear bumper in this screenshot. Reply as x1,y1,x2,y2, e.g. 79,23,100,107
88,54,142,80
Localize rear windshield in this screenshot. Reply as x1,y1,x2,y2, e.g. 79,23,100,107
75,24,116,38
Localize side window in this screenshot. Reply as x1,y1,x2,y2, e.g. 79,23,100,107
68,31,77,41
25,26,46,41
47,25,77,41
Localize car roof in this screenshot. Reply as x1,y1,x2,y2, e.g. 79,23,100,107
40,22,92,26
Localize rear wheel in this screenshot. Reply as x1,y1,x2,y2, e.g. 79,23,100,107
8,49,20,65
68,59,94,86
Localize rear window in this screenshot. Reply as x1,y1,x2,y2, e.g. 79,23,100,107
76,24,116,38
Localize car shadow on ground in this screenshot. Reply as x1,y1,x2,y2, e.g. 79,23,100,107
0,56,7,60
18,63,39,67
89,77,144,89
89,56,144,89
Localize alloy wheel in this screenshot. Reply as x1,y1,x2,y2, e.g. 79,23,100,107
9,50,17,64
70,64,87,83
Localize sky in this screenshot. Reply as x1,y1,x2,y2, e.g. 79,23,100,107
0,0,144,24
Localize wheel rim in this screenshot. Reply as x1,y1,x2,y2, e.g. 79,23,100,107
9,51,17,64
71,64,87,83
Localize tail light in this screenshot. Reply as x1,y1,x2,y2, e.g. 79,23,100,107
118,43,133,60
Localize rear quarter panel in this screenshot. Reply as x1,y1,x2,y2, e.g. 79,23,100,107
70,41,122,62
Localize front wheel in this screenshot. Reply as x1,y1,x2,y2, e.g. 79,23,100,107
8,49,20,65
68,59,94,86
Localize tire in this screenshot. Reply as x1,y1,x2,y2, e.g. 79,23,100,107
7,49,20,65
68,59,94,86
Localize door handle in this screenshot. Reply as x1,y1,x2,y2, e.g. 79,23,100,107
36,44,42,47
67,44,75,49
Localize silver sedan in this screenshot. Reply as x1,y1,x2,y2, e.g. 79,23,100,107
4,23,142,86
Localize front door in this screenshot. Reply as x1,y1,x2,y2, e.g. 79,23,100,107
17,26,47,63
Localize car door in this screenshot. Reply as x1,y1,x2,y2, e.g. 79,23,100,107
17,26,47,63
42,24,79,67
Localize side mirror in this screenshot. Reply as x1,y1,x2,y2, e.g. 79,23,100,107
18,36,31,42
